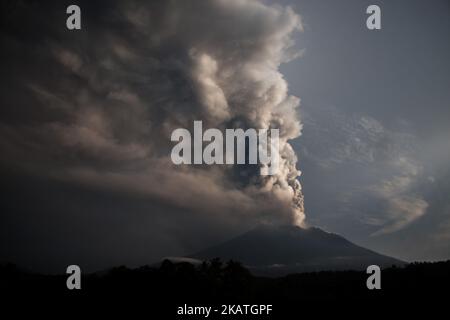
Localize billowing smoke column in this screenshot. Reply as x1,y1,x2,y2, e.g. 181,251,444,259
0,0,305,227
160,0,306,225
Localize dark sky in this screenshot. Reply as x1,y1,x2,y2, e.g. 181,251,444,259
1,0,449,273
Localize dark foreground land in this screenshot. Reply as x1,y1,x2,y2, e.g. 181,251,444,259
1,259,449,318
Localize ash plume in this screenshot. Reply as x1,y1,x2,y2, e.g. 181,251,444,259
0,0,305,228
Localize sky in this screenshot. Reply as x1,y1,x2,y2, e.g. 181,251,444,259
280,0,450,261
1,0,449,272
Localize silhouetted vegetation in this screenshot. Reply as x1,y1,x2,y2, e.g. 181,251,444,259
1,260,449,317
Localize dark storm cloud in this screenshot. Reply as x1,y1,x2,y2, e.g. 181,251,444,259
0,0,305,271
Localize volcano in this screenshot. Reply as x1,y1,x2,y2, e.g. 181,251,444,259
188,225,405,276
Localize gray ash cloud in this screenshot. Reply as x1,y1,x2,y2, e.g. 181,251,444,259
0,0,306,270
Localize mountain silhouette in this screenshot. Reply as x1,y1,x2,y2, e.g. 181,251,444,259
188,225,405,276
